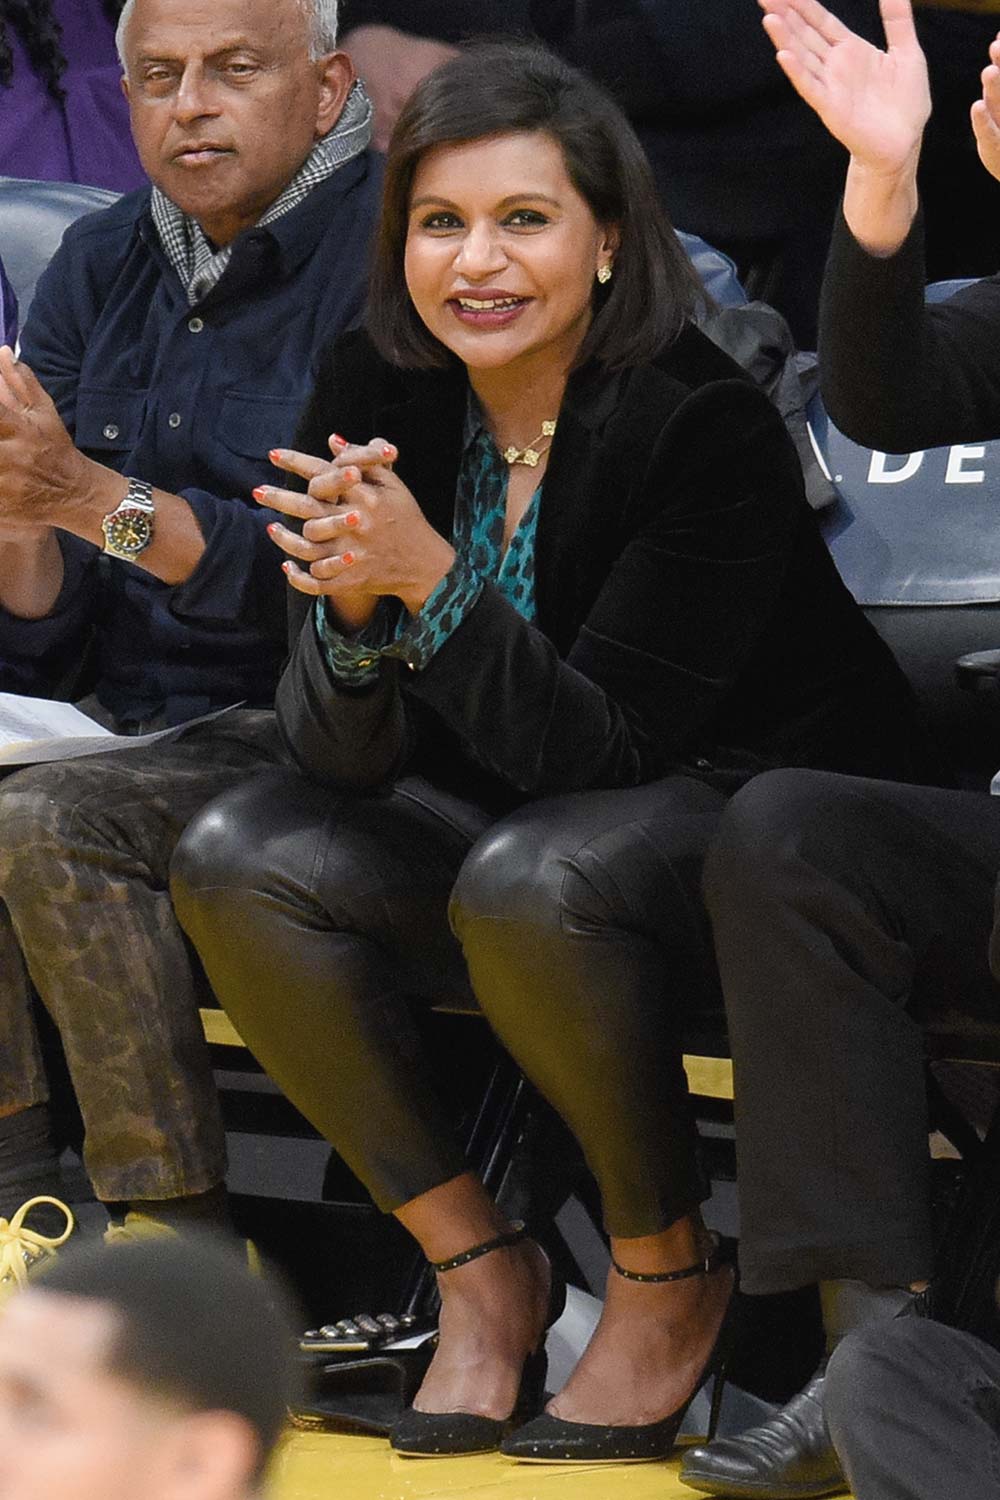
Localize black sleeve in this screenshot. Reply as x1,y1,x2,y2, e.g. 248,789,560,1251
277,611,410,789
278,377,805,797
820,204,1000,452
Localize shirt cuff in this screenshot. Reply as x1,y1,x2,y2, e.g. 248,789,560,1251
315,596,395,687
383,555,484,673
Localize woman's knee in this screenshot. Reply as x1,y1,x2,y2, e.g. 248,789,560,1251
170,771,304,924
450,807,610,946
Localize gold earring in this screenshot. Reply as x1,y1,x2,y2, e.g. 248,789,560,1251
597,263,613,285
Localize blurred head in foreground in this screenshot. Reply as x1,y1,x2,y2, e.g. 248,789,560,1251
0,1236,297,1500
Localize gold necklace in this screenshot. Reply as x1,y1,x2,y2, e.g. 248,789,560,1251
503,420,557,468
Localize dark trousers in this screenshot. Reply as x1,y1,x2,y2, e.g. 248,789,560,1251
0,710,282,1203
171,770,729,1236
825,1318,1000,1500
702,768,1000,1295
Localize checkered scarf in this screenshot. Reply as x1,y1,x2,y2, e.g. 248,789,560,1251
151,80,373,306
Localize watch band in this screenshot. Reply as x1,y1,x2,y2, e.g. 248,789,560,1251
101,478,155,560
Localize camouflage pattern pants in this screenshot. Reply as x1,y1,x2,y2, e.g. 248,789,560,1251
0,709,283,1203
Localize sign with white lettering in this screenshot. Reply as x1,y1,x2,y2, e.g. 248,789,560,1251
811,396,1000,606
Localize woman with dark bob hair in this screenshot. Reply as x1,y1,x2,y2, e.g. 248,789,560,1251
171,40,934,1463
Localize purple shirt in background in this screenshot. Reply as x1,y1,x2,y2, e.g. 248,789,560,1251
0,0,146,192
0,255,15,347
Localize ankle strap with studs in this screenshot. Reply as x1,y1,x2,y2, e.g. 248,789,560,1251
431,1221,527,1273
612,1234,725,1284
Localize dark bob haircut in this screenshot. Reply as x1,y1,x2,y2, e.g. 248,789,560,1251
367,40,704,373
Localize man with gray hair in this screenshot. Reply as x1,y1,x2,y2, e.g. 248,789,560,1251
0,0,380,1249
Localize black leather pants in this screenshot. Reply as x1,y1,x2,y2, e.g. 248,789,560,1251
171,770,728,1236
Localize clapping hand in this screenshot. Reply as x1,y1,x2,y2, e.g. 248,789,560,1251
256,434,456,629
972,34,1000,184
0,346,97,534
759,0,930,175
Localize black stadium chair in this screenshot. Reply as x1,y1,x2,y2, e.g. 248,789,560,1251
0,176,119,329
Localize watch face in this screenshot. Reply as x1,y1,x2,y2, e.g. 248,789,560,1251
103,506,153,557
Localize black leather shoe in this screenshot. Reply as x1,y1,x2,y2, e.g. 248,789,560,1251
679,1365,847,1498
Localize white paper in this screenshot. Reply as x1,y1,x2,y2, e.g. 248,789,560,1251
0,694,242,765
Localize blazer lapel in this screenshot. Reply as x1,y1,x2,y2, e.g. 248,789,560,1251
533,361,629,652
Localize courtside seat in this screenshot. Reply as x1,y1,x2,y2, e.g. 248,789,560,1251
812,394,1000,788
0,176,120,327
677,229,747,308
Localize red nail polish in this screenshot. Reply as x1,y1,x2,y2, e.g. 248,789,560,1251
267,522,278,535
382,445,396,459
341,551,355,566
331,433,347,447
253,486,268,501
268,449,282,463
282,561,292,573
345,511,360,528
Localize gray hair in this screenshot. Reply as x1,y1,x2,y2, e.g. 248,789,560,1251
116,0,339,70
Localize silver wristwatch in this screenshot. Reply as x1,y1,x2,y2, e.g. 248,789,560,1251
101,478,155,561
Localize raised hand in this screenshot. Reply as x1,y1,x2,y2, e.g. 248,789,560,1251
760,0,930,174
972,34,1000,184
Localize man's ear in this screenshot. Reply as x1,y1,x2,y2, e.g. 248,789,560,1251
121,75,131,103
156,1409,263,1500
314,51,356,139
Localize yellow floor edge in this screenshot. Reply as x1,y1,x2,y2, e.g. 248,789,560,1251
270,1431,853,1500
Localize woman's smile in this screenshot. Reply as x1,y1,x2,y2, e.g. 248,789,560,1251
447,289,533,330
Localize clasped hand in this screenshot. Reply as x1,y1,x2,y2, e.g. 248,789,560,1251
257,435,456,627
0,346,96,536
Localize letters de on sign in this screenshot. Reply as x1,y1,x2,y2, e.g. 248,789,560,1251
867,445,988,485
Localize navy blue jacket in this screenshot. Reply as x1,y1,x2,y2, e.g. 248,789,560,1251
8,151,382,725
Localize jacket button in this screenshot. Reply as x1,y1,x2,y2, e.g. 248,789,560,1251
103,423,120,440
694,757,713,771
168,412,182,429
188,316,204,333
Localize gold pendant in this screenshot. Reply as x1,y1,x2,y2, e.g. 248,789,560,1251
503,419,557,467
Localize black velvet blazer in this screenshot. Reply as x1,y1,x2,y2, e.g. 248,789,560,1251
279,325,935,808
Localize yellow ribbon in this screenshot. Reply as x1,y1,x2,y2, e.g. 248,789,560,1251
0,1196,74,1293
